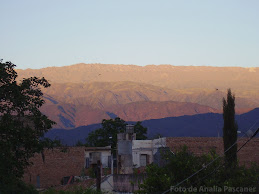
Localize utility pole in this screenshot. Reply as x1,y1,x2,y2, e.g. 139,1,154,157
109,136,114,175
96,160,101,191
111,152,114,175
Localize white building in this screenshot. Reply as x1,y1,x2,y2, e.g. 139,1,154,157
84,146,111,168
117,125,169,174
132,137,167,167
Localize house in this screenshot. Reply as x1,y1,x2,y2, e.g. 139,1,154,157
132,137,167,168
117,125,169,174
84,146,111,168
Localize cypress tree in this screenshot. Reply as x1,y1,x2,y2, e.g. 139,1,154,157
222,89,238,169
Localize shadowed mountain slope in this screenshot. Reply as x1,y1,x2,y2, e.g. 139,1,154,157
41,100,218,129
39,81,258,128
16,64,259,129
42,82,258,110
41,81,180,109
45,108,259,146
106,101,217,121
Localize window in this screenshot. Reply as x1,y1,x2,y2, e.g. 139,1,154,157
85,157,90,168
140,154,147,166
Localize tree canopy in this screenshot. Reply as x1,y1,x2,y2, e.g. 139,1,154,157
85,118,147,151
0,60,55,193
222,89,238,169
138,146,259,193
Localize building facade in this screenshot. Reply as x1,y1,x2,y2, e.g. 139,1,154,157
84,146,111,168
132,137,167,168
117,125,169,174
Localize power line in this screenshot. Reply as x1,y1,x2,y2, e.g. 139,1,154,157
162,136,238,193
192,127,259,186
161,126,259,194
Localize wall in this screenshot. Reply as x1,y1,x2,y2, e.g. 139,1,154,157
132,140,152,167
84,150,111,168
132,138,167,167
118,155,133,174
166,137,259,166
23,137,259,189
152,137,167,149
23,147,85,188
100,151,111,168
117,140,133,174
113,174,146,192
118,140,132,155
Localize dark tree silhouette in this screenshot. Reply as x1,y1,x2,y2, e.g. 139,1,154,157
0,60,55,193
85,118,147,152
222,89,238,169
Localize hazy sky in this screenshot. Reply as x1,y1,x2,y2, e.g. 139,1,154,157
1,0,259,69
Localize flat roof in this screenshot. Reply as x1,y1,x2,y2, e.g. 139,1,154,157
84,146,111,151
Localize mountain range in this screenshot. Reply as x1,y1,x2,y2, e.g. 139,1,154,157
16,64,259,129
17,63,259,91
45,108,259,146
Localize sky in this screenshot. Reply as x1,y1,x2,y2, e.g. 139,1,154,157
1,0,259,69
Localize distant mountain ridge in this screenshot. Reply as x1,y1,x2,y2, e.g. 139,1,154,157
40,99,217,129
41,81,259,110
17,64,259,106
105,101,217,121
45,108,259,146
16,64,259,91
15,64,259,129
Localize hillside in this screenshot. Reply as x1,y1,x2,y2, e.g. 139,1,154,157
40,100,218,129
16,64,259,91
15,64,259,129
17,64,259,109
105,101,217,121
45,108,259,146
37,81,257,128
41,81,259,110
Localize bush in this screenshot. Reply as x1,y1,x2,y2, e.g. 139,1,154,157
138,146,259,193
88,167,96,178
0,178,38,194
43,187,103,194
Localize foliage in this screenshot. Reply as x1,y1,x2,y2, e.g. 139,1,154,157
43,187,104,194
223,89,238,169
80,167,86,177
88,167,96,178
75,140,84,147
41,137,63,148
134,121,147,140
0,60,55,193
103,167,110,176
0,179,38,194
138,146,259,193
138,146,220,193
85,118,147,152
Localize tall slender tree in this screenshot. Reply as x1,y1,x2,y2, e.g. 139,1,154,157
222,89,238,169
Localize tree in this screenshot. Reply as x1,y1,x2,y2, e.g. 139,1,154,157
134,121,147,140
222,89,238,169
85,118,147,152
139,146,222,193
75,140,84,147
138,146,259,193
0,60,55,193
